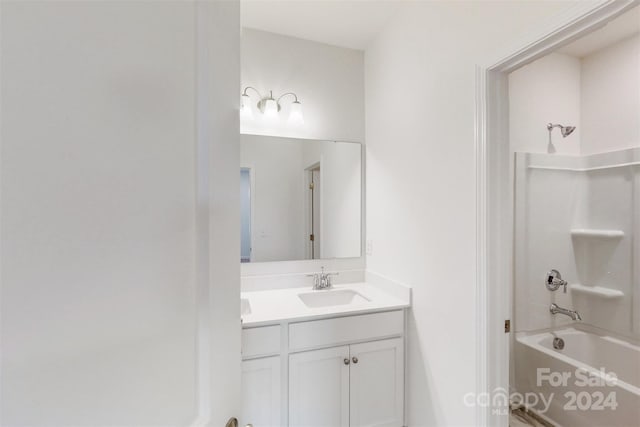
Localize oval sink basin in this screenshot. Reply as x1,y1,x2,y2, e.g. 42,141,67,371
298,289,370,308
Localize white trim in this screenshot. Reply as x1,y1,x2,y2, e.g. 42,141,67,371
193,2,241,426
475,1,639,426
474,63,489,427
483,1,638,72
240,164,256,263
304,161,322,260
528,161,640,172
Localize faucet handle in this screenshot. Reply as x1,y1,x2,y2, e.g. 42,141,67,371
546,269,568,292
306,273,319,288
325,272,339,287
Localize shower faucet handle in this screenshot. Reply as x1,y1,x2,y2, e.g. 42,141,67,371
546,269,568,293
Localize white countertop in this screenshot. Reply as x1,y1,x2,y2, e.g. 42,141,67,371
241,282,410,327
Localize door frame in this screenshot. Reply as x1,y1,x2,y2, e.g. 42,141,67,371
474,1,639,425
304,161,322,259
240,164,256,263
193,1,241,426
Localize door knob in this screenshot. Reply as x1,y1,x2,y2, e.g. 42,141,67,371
352,356,359,364
343,358,350,365
225,418,252,427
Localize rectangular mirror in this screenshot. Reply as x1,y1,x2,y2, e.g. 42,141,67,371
240,134,362,263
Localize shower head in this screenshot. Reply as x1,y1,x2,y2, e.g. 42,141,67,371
547,123,576,138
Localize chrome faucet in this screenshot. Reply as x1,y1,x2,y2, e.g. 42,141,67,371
307,267,339,290
550,303,582,321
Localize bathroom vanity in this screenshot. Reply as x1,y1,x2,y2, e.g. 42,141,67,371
238,133,409,426
240,283,410,427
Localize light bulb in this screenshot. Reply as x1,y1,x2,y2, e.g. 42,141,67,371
264,98,278,119
240,94,253,120
289,101,304,125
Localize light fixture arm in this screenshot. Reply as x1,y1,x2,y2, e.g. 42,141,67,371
276,92,300,104
242,86,264,100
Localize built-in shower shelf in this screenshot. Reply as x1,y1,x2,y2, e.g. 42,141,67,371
569,284,624,299
570,229,624,238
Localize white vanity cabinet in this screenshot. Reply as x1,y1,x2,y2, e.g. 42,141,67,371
241,309,406,427
349,338,404,427
289,346,350,426
241,356,281,427
241,326,282,427
289,338,403,427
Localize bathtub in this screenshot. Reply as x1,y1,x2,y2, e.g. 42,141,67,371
515,328,640,427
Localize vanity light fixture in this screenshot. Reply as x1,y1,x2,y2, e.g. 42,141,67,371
241,86,304,124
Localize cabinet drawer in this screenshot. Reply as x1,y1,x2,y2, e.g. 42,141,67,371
242,325,281,359
289,310,403,351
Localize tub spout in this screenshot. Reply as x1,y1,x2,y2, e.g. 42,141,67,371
550,303,582,321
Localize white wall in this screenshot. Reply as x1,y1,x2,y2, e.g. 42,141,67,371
509,53,582,155
581,34,640,154
241,28,365,142
509,34,640,156
364,1,579,425
1,1,240,425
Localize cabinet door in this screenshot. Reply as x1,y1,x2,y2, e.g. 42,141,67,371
289,346,350,427
241,356,281,427
350,338,404,427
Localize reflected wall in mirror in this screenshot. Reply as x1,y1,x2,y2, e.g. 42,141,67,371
240,134,362,263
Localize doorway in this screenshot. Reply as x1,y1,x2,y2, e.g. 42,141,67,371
241,167,253,263
306,163,321,259
476,1,639,426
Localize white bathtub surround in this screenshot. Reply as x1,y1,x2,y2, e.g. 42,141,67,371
569,229,624,238
515,327,640,427
241,281,410,327
514,147,640,340
569,284,624,299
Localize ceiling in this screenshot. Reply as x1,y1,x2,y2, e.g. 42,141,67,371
241,0,403,50
557,6,639,57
